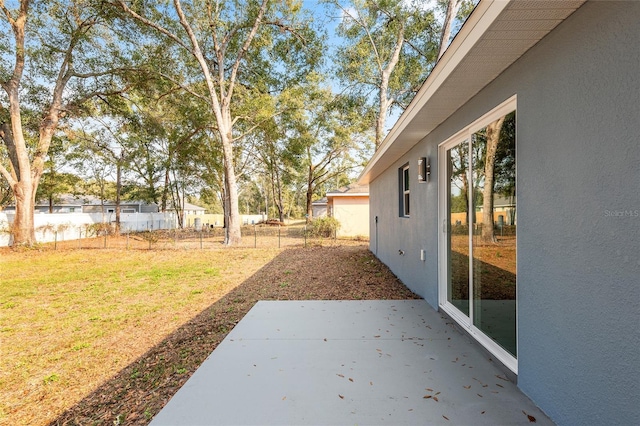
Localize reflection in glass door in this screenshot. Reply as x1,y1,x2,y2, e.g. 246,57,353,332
447,140,470,316
472,112,517,357
441,106,517,363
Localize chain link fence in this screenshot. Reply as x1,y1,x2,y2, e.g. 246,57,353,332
38,223,364,251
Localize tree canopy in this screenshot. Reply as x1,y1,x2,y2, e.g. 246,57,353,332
1,0,477,246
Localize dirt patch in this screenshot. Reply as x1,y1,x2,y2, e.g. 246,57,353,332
49,243,419,425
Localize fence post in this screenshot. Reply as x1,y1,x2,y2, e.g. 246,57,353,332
304,224,307,248
54,231,57,250
78,229,82,249
104,232,107,249
200,230,203,249
254,225,257,248
126,232,129,250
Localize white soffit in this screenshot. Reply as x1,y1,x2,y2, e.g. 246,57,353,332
359,0,586,184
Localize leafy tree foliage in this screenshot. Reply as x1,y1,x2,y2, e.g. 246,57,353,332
112,0,324,244
0,0,143,245
326,0,439,148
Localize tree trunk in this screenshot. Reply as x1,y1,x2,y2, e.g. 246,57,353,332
222,175,230,235
220,128,241,245
115,161,122,235
11,180,37,246
375,94,390,150
305,163,315,222
461,168,470,226
438,0,462,60
272,161,284,223
481,117,505,243
306,188,313,223
375,25,404,150
161,168,169,212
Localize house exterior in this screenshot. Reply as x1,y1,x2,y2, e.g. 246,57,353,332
311,197,328,218
82,201,159,214
359,2,639,425
2,195,85,214
326,184,369,238
2,196,159,214
182,202,206,216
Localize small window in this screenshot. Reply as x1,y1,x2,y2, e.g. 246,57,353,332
400,164,410,217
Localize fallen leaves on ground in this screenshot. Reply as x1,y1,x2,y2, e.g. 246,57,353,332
51,243,419,425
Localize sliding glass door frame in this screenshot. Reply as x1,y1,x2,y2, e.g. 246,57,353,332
438,96,518,374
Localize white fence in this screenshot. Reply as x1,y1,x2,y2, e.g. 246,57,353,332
0,212,178,247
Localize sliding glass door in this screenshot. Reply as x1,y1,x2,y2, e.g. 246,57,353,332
439,100,517,370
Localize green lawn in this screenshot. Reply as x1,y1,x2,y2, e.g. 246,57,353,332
0,248,280,426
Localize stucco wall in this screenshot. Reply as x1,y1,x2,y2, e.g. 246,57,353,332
332,196,370,238
369,2,639,425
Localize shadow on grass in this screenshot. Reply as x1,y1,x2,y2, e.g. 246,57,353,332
51,245,420,425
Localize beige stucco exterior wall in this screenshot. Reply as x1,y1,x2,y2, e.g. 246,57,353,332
331,196,369,238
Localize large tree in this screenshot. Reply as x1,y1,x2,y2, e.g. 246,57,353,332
327,0,439,149
283,74,372,220
0,0,137,246
114,0,322,245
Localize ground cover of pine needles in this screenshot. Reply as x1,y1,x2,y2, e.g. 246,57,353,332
0,242,419,425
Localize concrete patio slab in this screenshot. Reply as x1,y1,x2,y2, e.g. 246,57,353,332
151,300,552,425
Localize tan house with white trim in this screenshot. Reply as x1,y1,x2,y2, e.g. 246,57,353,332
326,184,369,238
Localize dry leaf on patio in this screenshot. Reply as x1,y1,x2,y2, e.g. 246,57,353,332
523,411,536,422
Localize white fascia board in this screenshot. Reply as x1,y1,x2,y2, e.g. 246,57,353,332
358,0,511,185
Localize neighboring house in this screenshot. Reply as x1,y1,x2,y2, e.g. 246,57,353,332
1,196,159,214
326,184,369,238
166,201,207,216
82,201,159,214
2,195,85,214
311,197,328,219
182,202,206,216
35,195,85,213
177,202,207,228
359,2,638,426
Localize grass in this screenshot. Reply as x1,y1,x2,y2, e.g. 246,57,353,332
0,248,281,426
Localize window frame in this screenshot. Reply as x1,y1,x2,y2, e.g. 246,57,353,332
400,163,410,217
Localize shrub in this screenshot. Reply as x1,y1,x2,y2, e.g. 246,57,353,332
309,217,340,238
85,223,114,237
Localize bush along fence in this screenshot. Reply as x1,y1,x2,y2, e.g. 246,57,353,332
0,213,352,249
